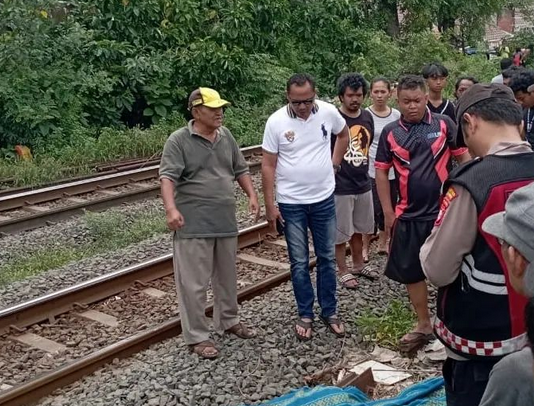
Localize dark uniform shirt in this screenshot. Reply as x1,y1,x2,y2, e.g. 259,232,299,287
523,107,534,147
375,111,466,221
331,109,374,195
427,100,456,122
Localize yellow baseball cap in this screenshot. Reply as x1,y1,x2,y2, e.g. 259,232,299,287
188,87,230,109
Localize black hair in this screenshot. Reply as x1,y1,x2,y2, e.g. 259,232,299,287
397,75,426,93
500,58,513,71
422,62,449,79
516,47,522,53
370,76,391,91
286,73,316,92
503,65,524,79
337,73,368,97
526,298,534,357
462,98,523,129
509,69,534,94
455,76,478,92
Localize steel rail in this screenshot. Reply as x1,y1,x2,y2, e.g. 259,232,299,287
0,221,282,406
0,145,262,198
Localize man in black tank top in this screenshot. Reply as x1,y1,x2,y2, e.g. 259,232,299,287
420,83,534,406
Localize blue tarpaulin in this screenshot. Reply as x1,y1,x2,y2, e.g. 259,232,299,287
247,377,445,406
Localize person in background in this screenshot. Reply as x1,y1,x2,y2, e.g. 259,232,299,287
420,83,534,406
332,73,376,289
509,70,534,146
365,77,401,257
454,76,478,102
513,47,524,66
480,182,534,405
159,87,260,359
262,73,350,341
502,65,524,86
491,58,513,84
422,62,456,121
375,75,470,355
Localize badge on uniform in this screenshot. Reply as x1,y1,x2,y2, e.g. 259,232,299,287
435,186,458,227
284,130,295,142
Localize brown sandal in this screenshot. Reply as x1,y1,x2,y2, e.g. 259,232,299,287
190,340,219,359
225,322,257,339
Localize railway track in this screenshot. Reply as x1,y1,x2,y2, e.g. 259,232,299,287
0,146,262,236
0,221,308,406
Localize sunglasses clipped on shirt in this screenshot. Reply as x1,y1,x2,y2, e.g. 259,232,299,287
289,98,315,107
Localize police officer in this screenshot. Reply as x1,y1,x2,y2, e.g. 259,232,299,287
420,83,534,406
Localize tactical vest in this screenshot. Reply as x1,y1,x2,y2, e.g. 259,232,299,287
435,153,534,359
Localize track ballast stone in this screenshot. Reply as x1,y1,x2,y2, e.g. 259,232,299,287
37,266,413,406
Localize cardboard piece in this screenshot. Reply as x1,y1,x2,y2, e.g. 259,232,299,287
350,360,411,386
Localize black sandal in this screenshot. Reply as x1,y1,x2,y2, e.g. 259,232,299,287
319,315,346,338
295,319,313,341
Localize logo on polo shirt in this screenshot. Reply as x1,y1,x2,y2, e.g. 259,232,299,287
427,132,441,139
284,130,295,142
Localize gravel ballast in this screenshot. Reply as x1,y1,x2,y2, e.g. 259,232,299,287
37,268,417,406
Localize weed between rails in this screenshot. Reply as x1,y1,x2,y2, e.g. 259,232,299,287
356,299,416,349
0,207,167,286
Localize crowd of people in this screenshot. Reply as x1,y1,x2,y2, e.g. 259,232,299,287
158,59,534,405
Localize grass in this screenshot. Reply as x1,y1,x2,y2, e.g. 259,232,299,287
356,299,416,349
0,114,185,188
0,207,167,286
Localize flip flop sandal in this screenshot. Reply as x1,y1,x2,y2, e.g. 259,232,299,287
190,341,219,359
295,319,313,342
339,273,358,290
353,265,378,281
319,315,346,338
225,322,257,339
398,332,435,354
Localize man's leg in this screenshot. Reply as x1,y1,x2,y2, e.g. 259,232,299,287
211,236,240,332
309,194,343,334
334,195,357,288
349,233,363,269
278,202,313,339
443,358,499,406
351,190,375,275
173,235,214,345
405,281,433,336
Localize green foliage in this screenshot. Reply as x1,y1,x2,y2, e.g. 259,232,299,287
356,299,416,349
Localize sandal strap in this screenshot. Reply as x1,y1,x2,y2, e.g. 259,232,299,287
296,319,313,328
340,273,357,283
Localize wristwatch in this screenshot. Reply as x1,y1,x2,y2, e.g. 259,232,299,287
333,164,341,173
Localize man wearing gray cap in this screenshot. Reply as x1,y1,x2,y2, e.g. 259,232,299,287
420,83,534,405
479,182,534,405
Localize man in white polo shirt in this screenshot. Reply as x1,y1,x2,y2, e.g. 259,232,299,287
261,73,349,341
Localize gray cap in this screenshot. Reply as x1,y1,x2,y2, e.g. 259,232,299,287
482,182,534,263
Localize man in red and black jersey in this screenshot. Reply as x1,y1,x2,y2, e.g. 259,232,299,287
420,84,534,405
375,75,470,354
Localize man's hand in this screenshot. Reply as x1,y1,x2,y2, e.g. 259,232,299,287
249,195,260,222
384,209,396,232
166,208,185,230
266,204,284,230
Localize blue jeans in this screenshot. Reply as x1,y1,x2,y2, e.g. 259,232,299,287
278,194,337,319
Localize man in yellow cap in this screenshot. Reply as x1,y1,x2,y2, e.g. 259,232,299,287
159,87,260,359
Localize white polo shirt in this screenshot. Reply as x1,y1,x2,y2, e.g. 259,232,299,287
262,99,346,204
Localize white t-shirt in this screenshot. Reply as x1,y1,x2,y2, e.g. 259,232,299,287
491,74,504,84
262,100,346,204
366,107,401,180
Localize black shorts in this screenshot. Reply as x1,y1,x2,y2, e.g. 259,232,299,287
385,218,435,284
371,178,398,232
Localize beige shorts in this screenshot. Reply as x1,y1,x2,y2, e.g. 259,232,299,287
334,191,375,244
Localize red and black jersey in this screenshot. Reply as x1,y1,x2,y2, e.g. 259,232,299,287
375,111,467,221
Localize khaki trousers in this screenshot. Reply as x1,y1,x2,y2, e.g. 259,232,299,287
172,234,240,345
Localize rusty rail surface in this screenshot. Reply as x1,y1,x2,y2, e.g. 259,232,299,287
0,146,262,236
0,221,281,406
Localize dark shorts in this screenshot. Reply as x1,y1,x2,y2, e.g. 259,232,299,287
385,218,435,284
371,178,398,232
443,357,500,406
